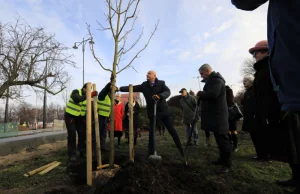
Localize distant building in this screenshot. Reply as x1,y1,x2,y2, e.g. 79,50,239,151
119,92,142,106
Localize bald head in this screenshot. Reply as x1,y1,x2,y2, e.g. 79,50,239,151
147,70,156,82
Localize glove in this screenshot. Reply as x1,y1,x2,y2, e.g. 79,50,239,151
110,73,115,82
91,91,98,97
110,85,119,92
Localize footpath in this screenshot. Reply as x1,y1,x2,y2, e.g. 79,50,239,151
0,128,67,156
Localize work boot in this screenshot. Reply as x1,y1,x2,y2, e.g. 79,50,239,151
211,159,223,166
276,179,296,187
101,147,109,152
216,165,232,175
233,145,239,152
204,137,211,147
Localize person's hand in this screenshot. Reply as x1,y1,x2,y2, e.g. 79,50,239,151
110,73,115,82
152,94,160,100
110,85,119,92
91,91,98,97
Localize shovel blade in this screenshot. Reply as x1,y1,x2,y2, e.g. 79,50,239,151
148,154,162,165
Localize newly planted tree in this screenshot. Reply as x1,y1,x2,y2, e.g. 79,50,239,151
87,0,158,167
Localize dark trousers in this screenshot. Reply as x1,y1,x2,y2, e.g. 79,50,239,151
205,130,210,138
149,115,184,157
65,113,86,157
157,121,165,136
126,128,138,145
214,132,232,167
284,112,300,191
99,116,108,149
250,132,260,156
255,119,271,160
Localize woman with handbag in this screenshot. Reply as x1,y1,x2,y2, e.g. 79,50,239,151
226,86,243,152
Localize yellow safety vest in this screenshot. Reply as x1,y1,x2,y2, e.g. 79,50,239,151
65,89,86,116
97,95,111,117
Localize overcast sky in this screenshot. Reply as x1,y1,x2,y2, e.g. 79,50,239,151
0,0,268,109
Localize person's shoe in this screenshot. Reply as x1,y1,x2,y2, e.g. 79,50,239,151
233,146,239,152
101,147,109,152
216,166,232,174
194,141,199,146
80,152,86,158
276,179,296,187
204,138,211,147
211,159,223,165
69,156,77,162
252,155,259,160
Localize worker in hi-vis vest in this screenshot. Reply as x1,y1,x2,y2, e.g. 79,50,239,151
64,83,98,162
96,74,116,151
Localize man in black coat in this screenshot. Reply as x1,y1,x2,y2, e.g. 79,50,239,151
118,70,184,158
197,64,232,174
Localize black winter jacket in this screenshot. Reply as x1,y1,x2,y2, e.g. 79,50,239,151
241,86,256,132
197,72,229,134
120,78,170,119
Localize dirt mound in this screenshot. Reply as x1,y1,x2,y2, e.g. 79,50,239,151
94,162,184,194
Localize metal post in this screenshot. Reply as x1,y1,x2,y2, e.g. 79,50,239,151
197,77,201,91
43,59,47,129
4,88,9,124
82,38,85,85
193,76,201,91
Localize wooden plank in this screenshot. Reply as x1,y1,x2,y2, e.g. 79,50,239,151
129,84,134,162
96,164,119,170
86,82,92,186
24,161,57,177
93,83,102,167
38,162,61,175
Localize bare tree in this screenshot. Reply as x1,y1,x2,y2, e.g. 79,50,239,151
240,57,256,77
234,90,245,109
87,0,158,167
0,18,76,98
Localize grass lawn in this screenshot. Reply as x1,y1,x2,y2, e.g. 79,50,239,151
0,122,294,194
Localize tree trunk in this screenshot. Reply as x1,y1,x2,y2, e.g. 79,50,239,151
108,0,122,168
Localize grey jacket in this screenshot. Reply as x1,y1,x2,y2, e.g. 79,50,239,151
180,94,197,124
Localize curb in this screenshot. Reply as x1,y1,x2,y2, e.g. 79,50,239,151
0,131,67,156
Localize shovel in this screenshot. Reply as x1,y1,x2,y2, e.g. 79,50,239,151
148,100,162,165
184,102,200,153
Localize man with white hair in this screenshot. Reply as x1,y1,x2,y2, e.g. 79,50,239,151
118,70,185,158
196,64,232,174
241,75,257,157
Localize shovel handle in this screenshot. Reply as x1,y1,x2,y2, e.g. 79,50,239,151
152,100,158,152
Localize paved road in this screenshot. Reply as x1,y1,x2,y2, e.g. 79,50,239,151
0,129,67,156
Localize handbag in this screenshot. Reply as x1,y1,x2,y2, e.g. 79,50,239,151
228,103,243,121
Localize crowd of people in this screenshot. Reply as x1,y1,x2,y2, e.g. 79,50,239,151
63,1,300,192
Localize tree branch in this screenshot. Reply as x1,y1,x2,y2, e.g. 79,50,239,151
118,0,140,36
87,24,112,72
106,0,116,38
96,20,111,31
117,20,159,74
